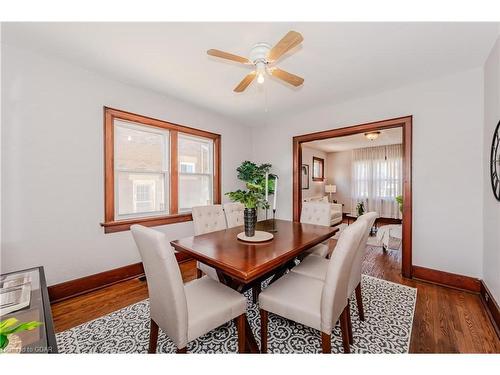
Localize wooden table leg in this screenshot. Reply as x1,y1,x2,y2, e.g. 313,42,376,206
216,270,260,353
268,260,295,285
243,314,260,353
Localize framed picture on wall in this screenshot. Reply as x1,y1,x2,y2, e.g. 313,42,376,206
301,164,309,189
312,157,324,181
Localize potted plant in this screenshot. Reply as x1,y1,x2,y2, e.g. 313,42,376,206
226,161,275,237
0,318,42,353
356,201,365,217
395,195,403,213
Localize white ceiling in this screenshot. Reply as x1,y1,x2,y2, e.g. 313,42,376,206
3,22,498,126
305,128,403,152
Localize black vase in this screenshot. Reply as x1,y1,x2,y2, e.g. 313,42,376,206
244,208,257,237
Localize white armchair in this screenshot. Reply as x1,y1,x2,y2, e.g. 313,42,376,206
303,196,343,226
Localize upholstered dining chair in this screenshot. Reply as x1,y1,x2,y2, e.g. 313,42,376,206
258,220,366,353
223,202,245,228
291,212,378,329
300,201,336,258
192,205,227,280
131,225,247,353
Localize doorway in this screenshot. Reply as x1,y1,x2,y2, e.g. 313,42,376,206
292,116,413,278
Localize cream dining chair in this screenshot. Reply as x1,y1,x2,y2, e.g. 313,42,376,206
223,202,245,228
300,201,336,258
131,225,247,353
192,205,227,280
291,212,378,328
259,220,366,353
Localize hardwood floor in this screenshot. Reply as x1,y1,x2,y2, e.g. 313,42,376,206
51,259,196,332
51,249,500,353
361,246,499,353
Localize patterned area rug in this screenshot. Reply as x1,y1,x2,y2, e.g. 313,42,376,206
57,275,416,354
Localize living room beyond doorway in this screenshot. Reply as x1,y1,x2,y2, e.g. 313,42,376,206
293,116,412,277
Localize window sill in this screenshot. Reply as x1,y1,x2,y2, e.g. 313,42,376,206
101,213,193,233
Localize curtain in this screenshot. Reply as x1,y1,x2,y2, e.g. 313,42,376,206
351,144,402,219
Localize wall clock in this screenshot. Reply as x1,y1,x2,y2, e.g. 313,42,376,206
491,120,500,201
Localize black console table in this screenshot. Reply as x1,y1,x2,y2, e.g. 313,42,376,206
1,266,57,353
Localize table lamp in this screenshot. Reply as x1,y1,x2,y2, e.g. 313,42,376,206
325,184,336,203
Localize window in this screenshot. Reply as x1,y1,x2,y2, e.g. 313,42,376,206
178,134,214,212
351,144,402,219
102,108,221,233
114,121,169,220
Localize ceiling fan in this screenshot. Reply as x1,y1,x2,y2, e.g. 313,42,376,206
207,31,304,93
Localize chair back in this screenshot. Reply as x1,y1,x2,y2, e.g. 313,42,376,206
348,212,378,294
320,220,365,333
192,205,227,235
300,201,330,227
130,225,188,348
223,202,245,228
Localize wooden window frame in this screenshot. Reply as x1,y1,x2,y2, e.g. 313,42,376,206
312,156,325,181
101,107,221,233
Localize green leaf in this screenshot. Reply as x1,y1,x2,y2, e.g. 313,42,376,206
0,334,9,351
0,318,18,334
3,321,42,335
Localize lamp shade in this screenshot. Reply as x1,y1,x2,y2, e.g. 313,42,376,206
325,184,336,193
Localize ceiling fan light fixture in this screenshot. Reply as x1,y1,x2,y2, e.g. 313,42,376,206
364,131,381,141
256,61,266,84
207,31,304,92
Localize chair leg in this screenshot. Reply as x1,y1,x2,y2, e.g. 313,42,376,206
340,306,351,353
148,319,159,354
252,284,261,304
260,309,268,353
321,332,331,353
196,268,203,279
355,283,365,321
346,300,353,344
235,314,246,353
176,347,187,353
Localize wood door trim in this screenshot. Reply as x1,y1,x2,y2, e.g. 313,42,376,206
412,265,481,293
48,252,192,303
292,115,413,278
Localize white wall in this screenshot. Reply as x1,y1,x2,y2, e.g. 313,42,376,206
301,145,327,199
1,44,252,285
253,68,484,278
326,151,352,213
483,34,500,302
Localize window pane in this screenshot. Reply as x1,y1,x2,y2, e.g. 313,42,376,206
178,174,212,212
178,135,212,173
116,172,167,216
115,121,166,172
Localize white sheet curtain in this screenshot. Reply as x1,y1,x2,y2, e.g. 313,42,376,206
351,144,402,219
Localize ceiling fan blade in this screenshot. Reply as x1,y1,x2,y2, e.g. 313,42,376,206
270,68,304,87
234,71,256,92
267,31,303,62
207,49,251,64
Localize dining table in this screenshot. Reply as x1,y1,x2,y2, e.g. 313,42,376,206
170,218,338,353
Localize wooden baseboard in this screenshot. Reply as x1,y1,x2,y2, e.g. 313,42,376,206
412,265,481,293
480,280,500,339
48,252,192,303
